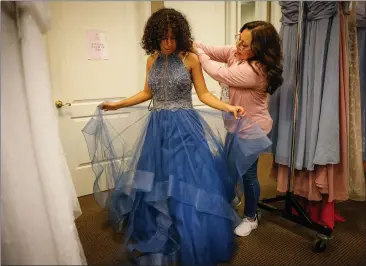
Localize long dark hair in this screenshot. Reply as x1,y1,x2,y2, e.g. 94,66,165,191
240,21,283,95
141,8,193,55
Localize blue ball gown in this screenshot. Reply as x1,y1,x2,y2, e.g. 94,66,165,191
82,52,271,266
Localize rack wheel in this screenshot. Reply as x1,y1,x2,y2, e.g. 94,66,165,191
312,238,327,253
256,210,263,221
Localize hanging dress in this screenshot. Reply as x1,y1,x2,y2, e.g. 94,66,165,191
357,2,366,162
269,1,352,229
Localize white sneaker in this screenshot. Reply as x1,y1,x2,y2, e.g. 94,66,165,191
234,217,258,237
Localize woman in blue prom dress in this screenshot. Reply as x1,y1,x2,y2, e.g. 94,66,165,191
82,8,270,266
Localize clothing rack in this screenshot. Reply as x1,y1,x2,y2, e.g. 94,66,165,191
257,1,333,253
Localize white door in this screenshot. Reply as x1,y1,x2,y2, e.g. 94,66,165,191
45,1,151,197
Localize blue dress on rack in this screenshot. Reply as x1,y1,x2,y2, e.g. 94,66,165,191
82,52,271,266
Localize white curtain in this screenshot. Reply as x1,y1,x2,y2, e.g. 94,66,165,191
1,2,86,265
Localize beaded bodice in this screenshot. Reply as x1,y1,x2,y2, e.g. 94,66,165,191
148,53,193,111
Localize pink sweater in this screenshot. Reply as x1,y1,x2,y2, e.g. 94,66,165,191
195,42,272,134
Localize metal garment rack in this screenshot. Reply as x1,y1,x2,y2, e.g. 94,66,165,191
257,2,333,253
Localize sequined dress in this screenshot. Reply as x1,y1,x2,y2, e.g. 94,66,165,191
82,52,271,266
109,52,236,266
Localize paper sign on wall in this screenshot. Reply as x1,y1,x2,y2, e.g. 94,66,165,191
86,30,109,60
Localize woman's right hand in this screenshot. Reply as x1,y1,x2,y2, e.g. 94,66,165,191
100,101,120,111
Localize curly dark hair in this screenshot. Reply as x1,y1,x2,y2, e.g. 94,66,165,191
141,8,193,55
240,21,284,95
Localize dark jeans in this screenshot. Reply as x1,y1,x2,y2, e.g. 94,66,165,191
242,159,260,218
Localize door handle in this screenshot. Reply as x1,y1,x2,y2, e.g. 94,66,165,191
55,100,71,108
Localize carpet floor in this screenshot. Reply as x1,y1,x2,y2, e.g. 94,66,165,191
75,155,366,265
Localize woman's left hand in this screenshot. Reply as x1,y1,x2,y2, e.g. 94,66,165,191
227,105,246,119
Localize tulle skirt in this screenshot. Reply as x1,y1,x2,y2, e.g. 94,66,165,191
82,106,271,266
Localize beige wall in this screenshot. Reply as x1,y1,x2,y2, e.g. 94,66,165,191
270,1,282,32
46,1,151,101
45,1,280,100
151,1,163,13
241,2,256,27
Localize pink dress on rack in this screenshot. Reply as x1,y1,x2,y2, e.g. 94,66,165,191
272,7,348,229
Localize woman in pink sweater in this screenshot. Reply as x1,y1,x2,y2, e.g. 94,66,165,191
194,21,283,237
